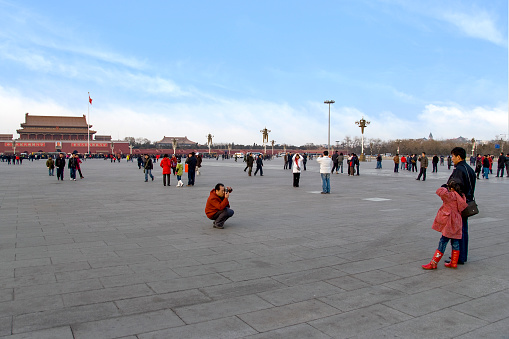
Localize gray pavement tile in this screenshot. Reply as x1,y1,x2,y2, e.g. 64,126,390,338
0,326,73,339
382,288,472,317
333,257,397,275
0,317,11,337
455,318,509,339
318,285,407,312
199,277,285,300
238,299,340,332
175,294,273,324
243,323,331,339
0,295,64,316
308,304,412,338
382,271,461,294
13,261,90,277
62,283,154,307
14,278,103,300
171,260,243,277
0,258,51,271
137,316,257,339
375,308,489,338
271,267,346,286
440,275,509,299
451,290,509,322
324,275,371,291
71,309,184,339
256,281,345,307
147,273,232,294
55,266,134,282
12,303,120,334
86,254,159,269
351,269,404,285
99,270,180,288
0,273,56,289
0,290,12,303
115,289,211,315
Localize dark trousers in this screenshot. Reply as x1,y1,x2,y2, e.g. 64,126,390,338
497,167,505,177
77,168,84,178
432,163,438,172
331,163,339,173
293,173,300,187
394,163,399,172
412,163,417,172
254,165,263,176
188,169,195,185
417,167,427,180
210,208,234,228
459,217,469,263
163,174,171,186
57,168,64,180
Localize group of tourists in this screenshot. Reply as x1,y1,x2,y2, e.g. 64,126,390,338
141,152,202,187
473,153,509,180
45,153,84,181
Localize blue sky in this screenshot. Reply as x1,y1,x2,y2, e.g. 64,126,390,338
0,0,507,145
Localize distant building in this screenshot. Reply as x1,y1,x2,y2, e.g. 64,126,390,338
17,113,96,141
428,133,434,140
157,136,197,147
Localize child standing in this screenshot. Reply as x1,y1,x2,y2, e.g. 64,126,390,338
422,181,468,270
176,158,184,187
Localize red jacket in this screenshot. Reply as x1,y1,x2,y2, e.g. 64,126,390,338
159,157,172,174
432,187,468,239
205,189,230,218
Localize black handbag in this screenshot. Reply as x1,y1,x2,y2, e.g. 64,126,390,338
462,199,479,218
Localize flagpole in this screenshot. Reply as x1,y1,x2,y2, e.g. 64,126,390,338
88,92,90,155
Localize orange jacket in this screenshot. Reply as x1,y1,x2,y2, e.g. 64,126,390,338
205,189,230,218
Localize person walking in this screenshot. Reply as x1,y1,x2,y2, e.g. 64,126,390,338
160,154,172,186
245,153,254,176
338,152,344,173
144,154,154,182
46,156,55,176
254,154,263,176
331,151,339,174
76,154,84,179
475,154,482,179
292,153,303,187
416,152,428,181
393,154,399,173
196,153,202,175
55,153,66,181
317,151,332,194
376,154,382,169
68,154,78,181
422,180,467,270
481,155,490,179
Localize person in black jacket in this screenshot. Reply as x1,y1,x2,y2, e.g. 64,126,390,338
68,154,78,181
55,153,66,181
254,154,263,176
444,147,476,265
432,155,439,173
496,152,506,177
185,152,197,186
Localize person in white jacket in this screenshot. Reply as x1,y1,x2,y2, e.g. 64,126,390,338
292,153,303,187
316,151,333,194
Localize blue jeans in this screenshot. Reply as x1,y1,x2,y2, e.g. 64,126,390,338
48,168,54,176
69,168,76,179
145,169,154,181
338,163,343,173
376,161,382,169
321,173,330,193
438,235,459,253
483,167,489,179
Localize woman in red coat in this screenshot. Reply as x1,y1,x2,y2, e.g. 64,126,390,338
422,180,468,270
159,154,172,186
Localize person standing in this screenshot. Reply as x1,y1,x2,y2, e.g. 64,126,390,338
481,155,490,179
376,154,382,169
354,153,360,175
475,154,482,179
254,154,263,176
317,151,332,194
137,156,144,169
400,155,406,170
393,154,399,173
283,153,288,170
432,155,439,173
496,152,506,177
416,152,428,181
412,154,418,172
444,147,476,265
302,153,308,171
46,156,55,176
338,152,344,173
170,154,178,175
55,153,66,181
185,152,197,186
196,153,203,175
292,153,303,187
160,154,172,186
245,153,254,176
68,154,78,181
506,154,509,177
76,155,84,179
144,154,154,182
447,155,452,170
287,152,293,170
175,158,184,187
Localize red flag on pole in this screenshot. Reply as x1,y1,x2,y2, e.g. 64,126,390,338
89,95,92,105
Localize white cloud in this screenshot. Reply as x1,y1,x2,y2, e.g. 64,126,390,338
441,11,507,47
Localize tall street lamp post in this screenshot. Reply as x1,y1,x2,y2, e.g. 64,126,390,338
324,100,335,154
355,116,370,161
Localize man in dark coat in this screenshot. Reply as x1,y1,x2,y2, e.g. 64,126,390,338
245,153,254,176
254,154,263,176
185,152,197,186
331,151,339,174
55,153,66,181
432,155,439,173
496,152,506,177
444,147,476,265
416,152,428,181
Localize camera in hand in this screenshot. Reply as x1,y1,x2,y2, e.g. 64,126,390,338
226,187,233,193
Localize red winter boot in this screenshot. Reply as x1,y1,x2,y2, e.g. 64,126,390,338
422,250,443,270
445,250,460,268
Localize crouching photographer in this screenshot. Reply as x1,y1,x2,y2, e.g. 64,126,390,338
205,183,234,229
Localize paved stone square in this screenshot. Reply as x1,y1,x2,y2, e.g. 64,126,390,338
0,157,508,338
